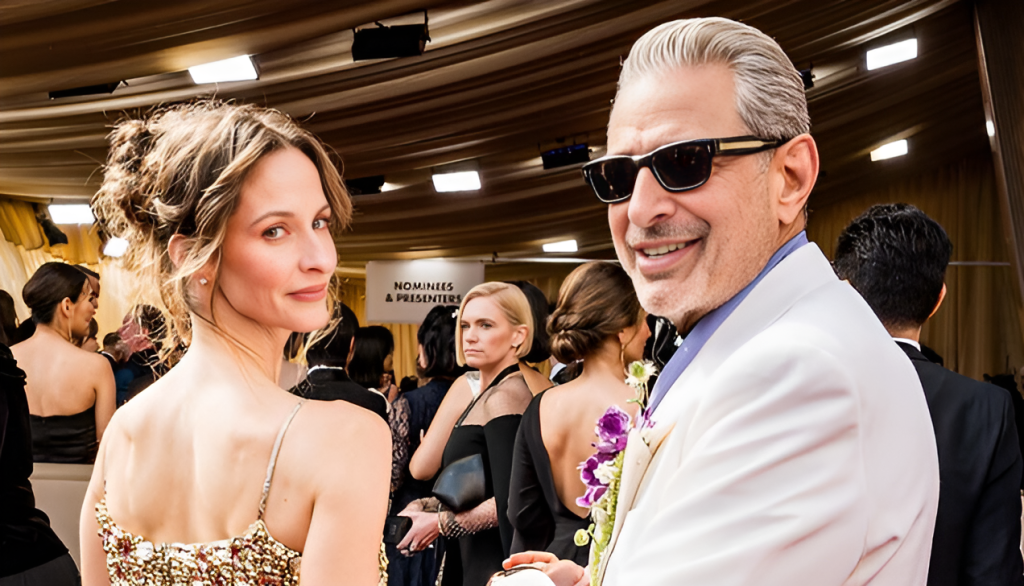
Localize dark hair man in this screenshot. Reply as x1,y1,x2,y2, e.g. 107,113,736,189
835,203,1023,586
100,332,124,370
292,302,388,422
508,16,937,586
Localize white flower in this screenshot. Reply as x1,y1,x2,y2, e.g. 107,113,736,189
591,505,609,528
594,460,619,485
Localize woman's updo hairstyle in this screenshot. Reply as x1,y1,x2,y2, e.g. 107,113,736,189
92,101,352,364
22,262,90,327
548,262,643,363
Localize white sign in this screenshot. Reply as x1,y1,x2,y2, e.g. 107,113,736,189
365,260,485,324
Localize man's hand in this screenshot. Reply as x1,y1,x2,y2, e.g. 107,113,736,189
503,552,588,586
395,511,439,556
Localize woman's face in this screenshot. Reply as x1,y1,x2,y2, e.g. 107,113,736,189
216,147,337,335
620,313,651,365
460,296,527,370
67,281,97,339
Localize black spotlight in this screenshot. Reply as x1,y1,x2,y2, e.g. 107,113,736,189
49,81,123,100
345,175,386,195
541,144,590,170
352,13,430,61
36,216,69,246
799,68,814,90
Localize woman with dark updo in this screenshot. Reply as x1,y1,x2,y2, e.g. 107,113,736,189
507,261,650,565
12,262,115,464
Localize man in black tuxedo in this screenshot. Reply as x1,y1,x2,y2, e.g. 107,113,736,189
290,302,388,422
835,203,1023,586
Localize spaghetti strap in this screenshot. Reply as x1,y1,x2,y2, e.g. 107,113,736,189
258,401,304,520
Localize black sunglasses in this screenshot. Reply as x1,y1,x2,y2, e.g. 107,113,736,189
582,135,790,204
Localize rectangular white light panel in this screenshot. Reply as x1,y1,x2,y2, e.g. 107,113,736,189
866,39,918,71
987,121,995,137
432,171,481,192
543,239,578,253
870,139,908,162
102,237,129,257
48,204,95,224
188,55,258,84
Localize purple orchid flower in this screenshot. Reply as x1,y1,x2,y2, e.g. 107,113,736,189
576,484,608,508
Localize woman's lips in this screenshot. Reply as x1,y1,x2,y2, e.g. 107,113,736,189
288,284,328,302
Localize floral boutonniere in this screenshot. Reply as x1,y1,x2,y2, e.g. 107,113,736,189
573,360,658,583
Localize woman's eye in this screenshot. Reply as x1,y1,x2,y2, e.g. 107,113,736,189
263,226,285,239
313,218,329,230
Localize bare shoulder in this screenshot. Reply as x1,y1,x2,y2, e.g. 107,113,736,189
297,399,390,447
291,399,391,489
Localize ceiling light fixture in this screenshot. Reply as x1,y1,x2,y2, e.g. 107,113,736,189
866,39,918,71
432,171,480,192
103,237,129,258
870,139,908,162
48,204,95,224
188,55,258,84
543,239,578,253
987,121,995,137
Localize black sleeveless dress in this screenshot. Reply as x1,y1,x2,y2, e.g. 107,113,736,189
30,407,98,464
508,390,591,566
440,364,526,586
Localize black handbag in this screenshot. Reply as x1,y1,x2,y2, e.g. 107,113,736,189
432,453,487,512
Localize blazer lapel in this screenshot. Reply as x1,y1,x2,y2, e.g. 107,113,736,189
596,421,675,584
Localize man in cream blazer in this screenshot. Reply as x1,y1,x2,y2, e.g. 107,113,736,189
502,17,938,586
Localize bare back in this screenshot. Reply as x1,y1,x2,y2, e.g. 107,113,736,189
13,327,115,439
538,376,638,519
80,352,392,585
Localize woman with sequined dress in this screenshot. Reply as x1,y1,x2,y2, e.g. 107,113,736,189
79,102,391,586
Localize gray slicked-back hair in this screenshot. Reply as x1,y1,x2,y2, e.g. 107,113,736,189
617,17,810,141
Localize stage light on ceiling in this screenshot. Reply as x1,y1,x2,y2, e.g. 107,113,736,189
432,171,481,192
352,12,430,61
870,139,908,162
987,121,995,137
49,81,123,100
543,239,578,253
188,55,258,84
866,39,917,71
381,182,400,192
541,144,590,169
103,237,129,258
345,175,386,195
48,204,95,224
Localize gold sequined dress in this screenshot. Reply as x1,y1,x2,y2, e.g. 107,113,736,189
95,401,388,585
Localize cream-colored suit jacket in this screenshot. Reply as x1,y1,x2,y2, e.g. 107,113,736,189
598,244,939,585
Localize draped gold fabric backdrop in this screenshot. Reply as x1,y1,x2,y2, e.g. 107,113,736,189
808,154,1024,381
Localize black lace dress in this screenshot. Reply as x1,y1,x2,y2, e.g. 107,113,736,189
387,378,454,586
508,390,591,566
440,364,532,586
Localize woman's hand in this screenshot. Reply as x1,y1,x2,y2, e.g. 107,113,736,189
395,510,439,556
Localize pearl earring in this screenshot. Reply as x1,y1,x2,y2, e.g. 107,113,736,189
199,278,208,285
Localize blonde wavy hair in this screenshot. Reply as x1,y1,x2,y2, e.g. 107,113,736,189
91,101,352,366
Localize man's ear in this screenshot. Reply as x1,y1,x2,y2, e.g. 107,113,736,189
772,134,819,226
928,283,947,320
